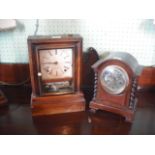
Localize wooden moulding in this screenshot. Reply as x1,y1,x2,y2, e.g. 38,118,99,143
0,90,7,106
31,92,85,116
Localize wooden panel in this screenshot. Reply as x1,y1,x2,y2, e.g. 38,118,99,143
31,93,85,116
138,66,155,88
0,63,30,83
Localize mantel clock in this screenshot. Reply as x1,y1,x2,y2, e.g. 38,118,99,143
28,35,85,116
90,52,143,122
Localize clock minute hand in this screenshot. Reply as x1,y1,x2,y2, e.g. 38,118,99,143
43,61,58,65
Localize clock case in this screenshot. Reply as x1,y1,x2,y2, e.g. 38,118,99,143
89,52,143,122
28,35,85,116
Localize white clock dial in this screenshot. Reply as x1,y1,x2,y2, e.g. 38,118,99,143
39,48,73,80
100,65,129,94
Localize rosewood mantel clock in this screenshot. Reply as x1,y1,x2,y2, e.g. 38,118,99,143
28,35,85,116
89,52,143,122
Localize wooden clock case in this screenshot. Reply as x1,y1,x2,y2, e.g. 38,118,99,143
28,35,85,116
89,52,143,122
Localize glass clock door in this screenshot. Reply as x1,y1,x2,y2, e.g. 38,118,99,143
100,65,129,95
38,48,74,95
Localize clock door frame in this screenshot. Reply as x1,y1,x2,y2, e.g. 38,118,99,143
35,44,76,96
28,37,83,97
96,60,134,108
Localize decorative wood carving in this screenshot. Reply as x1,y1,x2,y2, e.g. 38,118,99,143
82,47,99,104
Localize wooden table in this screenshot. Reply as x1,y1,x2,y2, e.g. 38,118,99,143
0,86,155,135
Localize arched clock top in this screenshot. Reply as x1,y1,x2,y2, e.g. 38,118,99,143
92,52,143,76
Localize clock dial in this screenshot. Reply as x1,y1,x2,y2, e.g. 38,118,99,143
39,48,73,80
100,65,129,94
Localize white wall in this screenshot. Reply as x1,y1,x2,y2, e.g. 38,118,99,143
0,19,155,66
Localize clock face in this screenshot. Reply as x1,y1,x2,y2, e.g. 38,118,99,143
38,48,74,94
100,65,129,94
39,48,73,80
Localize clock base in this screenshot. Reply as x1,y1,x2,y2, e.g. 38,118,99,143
0,90,7,106
89,101,135,123
31,92,85,116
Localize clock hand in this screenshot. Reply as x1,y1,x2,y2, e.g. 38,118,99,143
42,61,58,65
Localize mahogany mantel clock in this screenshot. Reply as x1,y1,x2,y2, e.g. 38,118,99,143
89,52,143,122
28,35,85,116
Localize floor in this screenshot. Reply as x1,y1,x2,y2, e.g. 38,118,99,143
0,86,155,135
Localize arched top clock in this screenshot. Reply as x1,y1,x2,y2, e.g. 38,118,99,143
90,52,143,122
